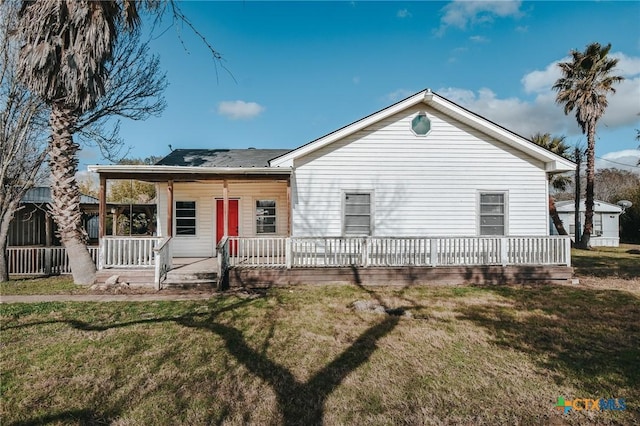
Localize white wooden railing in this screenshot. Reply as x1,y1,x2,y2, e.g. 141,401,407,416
99,236,163,269
6,246,99,275
153,237,172,290
223,236,571,269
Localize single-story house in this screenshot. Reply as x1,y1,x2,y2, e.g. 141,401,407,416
553,200,623,247
88,89,576,288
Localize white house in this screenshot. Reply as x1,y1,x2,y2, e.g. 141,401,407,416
88,89,575,287
554,200,623,247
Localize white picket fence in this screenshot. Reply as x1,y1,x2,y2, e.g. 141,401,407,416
225,236,571,268
6,246,99,275
99,236,164,269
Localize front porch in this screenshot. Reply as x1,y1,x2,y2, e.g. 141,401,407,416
94,234,572,289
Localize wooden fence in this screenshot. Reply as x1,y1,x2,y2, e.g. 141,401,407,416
6,246,99,276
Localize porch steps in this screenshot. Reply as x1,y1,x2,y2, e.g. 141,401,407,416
162,269,218,289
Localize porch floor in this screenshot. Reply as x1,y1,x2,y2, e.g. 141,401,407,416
170,257,217,273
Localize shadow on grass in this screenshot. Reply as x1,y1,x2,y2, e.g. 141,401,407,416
458,285,640,397
5,286,400,426
571,248,640,278
9,409,110,426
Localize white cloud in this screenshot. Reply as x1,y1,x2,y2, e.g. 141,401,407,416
437,86,569,138
397,9,411,18
469,35,490,43
385,89,415,103
596,149,640,172
519,52,640,130
217,100,265,120
435,0,522,36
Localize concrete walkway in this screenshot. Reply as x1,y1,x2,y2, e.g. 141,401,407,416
0,293,215,304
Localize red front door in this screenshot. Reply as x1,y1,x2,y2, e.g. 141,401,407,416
216,199,239,244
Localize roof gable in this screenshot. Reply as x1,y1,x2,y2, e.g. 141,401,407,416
269,89,575,173
556,200,623,213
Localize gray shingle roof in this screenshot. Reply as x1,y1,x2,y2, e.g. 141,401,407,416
155,149,291,168
22,187,99,204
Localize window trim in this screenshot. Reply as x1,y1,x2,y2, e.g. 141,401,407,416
342,190,374,236
411,111,432,137
255,199,277,235
175,200,197,237
478,191,508,236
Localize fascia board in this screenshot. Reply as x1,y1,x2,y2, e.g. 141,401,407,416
87,165,291,175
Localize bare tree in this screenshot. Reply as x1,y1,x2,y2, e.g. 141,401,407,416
3,3,167,283
0,2,48,281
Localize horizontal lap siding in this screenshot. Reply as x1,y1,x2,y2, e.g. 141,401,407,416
157,181,288,257
292,105,548,237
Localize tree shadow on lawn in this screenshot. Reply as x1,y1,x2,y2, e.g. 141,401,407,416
5,288,401,426
457,285,640,398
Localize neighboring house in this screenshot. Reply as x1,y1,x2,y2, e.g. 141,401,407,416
554,200,623,247
89,89,576,287
8,187,100,246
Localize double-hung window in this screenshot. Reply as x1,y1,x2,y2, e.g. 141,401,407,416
175,201,196,235
256,200,276,234
479,193,505,236
344,193,371,236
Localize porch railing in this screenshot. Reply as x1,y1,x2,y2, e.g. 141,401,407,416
225,236,571,269
99,236,164,269
6,246,99,275
153,237,172,290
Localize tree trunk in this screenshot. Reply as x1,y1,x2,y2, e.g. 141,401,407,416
0,217,10,282
579,121,596,249
549,196,568,236
49,104,96,284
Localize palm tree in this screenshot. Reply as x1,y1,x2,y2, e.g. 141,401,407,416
14,1,151,284
531,133,572,236
553,42,623,249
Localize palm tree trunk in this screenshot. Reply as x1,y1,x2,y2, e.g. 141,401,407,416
579,121,597,249
549,196,569,236
49,103,96,284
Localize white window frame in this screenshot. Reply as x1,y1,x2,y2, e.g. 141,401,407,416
478,192,507,236
411,111,432,137
342,191,373,236
175,200,197,237
256,199,277,234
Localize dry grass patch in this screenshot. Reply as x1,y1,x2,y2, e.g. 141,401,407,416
1,284,638,425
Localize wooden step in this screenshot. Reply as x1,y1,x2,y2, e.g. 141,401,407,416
162,270,218,289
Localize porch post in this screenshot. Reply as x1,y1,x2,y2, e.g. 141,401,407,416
287,177,291,236
223,179,229,237
98,176,106,238
167,180,174,237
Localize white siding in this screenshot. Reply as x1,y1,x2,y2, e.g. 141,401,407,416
291,105,549,237
157,180,288,257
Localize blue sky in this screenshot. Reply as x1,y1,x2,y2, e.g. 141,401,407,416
83,1,640,172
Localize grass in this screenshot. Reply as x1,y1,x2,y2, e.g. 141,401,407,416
0,275,89,296
2,284,639,425
572,243,640,279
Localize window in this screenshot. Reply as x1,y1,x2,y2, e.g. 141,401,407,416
594,213,602,236
479,193,505,236
175,201,196,235
344,193,371,235
411,112,431,136
256,200,276,234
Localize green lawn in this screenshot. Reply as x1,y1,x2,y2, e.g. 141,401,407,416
2,284,638,425
572,243,640,278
